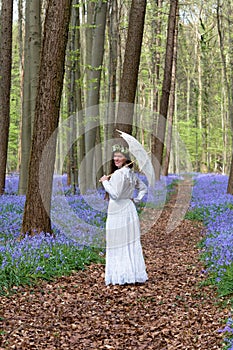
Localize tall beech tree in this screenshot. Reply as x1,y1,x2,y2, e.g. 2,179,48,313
115,0,147,136
152,0,163,113
225,0,233,194
216,0,230,174
74,2,85,193
83,0,107,193
104,0,118,175
66,0,80,192
152,0,178,180
228,158,233,194
150,0,163,173
0,0,13,194
19,0,41,195
163,3,179,176
21,0,71,235
5,0,233,180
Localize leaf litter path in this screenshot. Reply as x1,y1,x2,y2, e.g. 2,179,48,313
0,180,228,350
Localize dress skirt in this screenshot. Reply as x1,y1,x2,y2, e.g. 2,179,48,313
105,198,148,285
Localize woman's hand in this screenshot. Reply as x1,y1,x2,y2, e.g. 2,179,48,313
99,175,109,182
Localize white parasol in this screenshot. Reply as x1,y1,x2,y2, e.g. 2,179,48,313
116,129,155,186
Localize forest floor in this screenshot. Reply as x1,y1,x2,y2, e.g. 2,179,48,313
0,180,228,350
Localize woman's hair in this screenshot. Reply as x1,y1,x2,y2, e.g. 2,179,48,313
104,146,132,201
110,150,133,174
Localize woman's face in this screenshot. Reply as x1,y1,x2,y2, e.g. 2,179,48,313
113,152,127,168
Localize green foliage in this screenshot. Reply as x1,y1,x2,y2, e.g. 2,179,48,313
7,0,233,176
177,120,202,167
176,3,232,173
185,207,206,221
217,263,233,297
0,246,104,296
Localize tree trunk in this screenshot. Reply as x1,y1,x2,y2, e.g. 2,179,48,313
226,0,233,133
227,154,233,194
115,0,147,136
17,0,24,173
153,0,163,114
66,0,79,192
200,18,209,173
226,0,233,192
74,3,85,194
152,0,178,180
221,82,227,173
21,0,71,236
19,0,41,194
217,0,231,114
84,0,95,102
83,0,107,192
163,4,179,176
150,0,163,174
195,25,202,172
0,0,13,194
105,0,118,174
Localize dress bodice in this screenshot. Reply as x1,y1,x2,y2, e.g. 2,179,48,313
102,167,147,203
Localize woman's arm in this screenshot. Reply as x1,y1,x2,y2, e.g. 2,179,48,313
134,177,147,203
101,170,125,200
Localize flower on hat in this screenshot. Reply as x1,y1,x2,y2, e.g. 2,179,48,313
112,144,129,154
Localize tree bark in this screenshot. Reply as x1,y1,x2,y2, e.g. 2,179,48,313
83,0,107,192
0,0,13,194
84,0,95,101
151,0,163,172
115,0,147,136
226,0,233,133
19,0,41,194
227,155,233,194
21,0,71,235
66,0,79,192
152,0,178,180
17,0,24,173
74,2,85,194
196,26,202,172
105,0,118,175
200,18,209,173
225,0,233,192
163,4,179,176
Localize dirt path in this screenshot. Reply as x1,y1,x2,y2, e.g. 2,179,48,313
0,184,227,349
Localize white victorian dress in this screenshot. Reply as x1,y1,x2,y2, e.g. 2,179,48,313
102,167,148,285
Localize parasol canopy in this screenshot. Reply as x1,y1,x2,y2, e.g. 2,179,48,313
116,129,155,186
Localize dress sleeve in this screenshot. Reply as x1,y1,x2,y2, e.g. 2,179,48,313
102,170,125,200
134,176,147,203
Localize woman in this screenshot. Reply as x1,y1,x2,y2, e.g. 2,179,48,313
99,144,148,285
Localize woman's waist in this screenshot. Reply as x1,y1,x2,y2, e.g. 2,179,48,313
109,197,132,205
108,198,135,213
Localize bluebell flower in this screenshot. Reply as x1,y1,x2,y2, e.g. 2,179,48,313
0,173,183,292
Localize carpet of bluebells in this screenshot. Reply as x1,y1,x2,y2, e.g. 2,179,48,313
2,173,233,347
0,173,178,295
187,174,233,350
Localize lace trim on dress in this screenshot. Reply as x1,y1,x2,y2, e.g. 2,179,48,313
105,271,148,285
121,167,137,187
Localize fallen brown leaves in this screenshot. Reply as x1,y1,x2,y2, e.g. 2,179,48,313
0,181,227,349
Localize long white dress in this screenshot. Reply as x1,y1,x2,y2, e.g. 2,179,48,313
102,167,148,285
